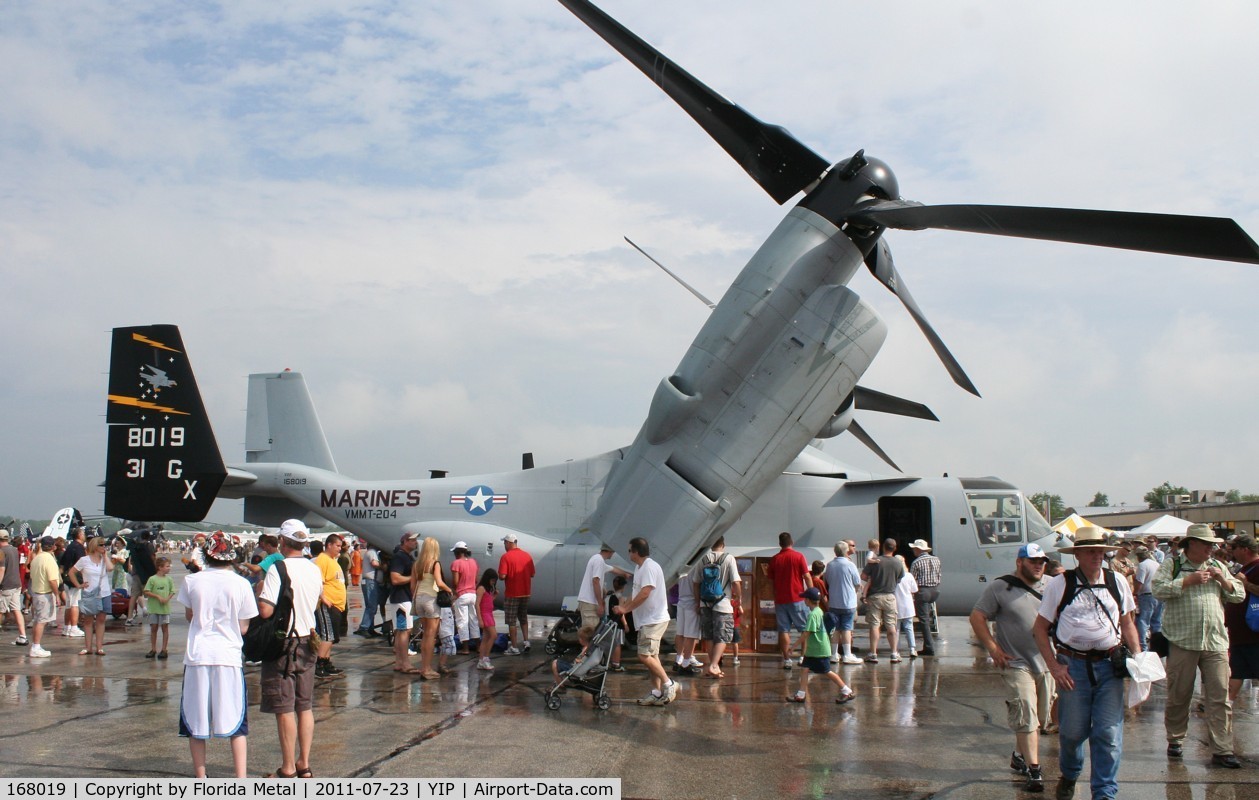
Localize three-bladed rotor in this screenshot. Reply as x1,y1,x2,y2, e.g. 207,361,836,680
558,0,1259,398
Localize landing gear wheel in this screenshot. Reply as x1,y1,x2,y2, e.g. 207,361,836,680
545,693,561,711
544,641,558,655
596,693,611,710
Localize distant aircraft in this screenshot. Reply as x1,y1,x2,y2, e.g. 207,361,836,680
101,1,1257,614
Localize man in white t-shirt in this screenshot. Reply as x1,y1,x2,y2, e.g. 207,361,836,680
177,531,258,778
1033,527,1141,800
613,537,677,706
257,520,323,779
577,543,629,631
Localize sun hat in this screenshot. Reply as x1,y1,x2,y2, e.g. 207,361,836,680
1182,523,1224,546
1057,526,1113,554
909,539,931,552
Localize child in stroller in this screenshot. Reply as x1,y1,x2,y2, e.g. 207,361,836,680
544,617,621,711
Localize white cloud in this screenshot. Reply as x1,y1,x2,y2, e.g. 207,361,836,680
2,1,1258,520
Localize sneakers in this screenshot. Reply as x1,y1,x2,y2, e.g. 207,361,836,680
836,689,856,705
731,656,741,666
1010,751,1028,775
13,636,27,646
1166,742,1183,758
1054,777,1075,800
1025,766,1044,793
829,654,840,663
476,657,494,671
864,653,878,663
663,680,678,703
145,651,156,659
315,660,345,677
521,641,531,653
609,662,625,672
890,653,903,663
637,692,666,706
66,626,85,638
842,654,863,665
788,691,807,703
504,646,522,656
352,629,370,637
782,659,794,670
30,645,51,658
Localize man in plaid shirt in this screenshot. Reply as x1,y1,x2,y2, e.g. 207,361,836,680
909,539,941,656
1152,524,1245,769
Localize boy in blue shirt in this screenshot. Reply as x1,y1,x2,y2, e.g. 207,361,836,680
790,588,855,704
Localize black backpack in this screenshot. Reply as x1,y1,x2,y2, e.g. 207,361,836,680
1049,568,1123,644
242,560,296,662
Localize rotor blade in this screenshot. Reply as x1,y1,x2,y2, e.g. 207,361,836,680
852,201,1259,265
866,239,981,396
625,237,716,308
558,0,829,204
853,386,939,422
847,419,901,473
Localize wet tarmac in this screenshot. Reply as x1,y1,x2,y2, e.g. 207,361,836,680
2,590,1257,798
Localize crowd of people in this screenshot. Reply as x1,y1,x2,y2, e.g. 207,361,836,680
971,524,1258,799
3,520,1257,788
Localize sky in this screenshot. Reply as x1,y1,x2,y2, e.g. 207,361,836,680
2,0,1258,523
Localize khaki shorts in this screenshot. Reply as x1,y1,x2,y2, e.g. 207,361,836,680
636,620,669,658
32,593,57,625
865,593,897,629
578,601,601,631
1002,667,1056,734
0,588,21,614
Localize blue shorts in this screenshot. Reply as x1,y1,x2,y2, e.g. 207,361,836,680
828,607,856,632
776,602,808,633
801,656,833,675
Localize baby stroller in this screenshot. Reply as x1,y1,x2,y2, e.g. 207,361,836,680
544,596,583,655
544,615,620,711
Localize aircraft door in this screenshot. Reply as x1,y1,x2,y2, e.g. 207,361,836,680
878,496,932,556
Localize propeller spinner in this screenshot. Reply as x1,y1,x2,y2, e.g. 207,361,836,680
558,0,1259,397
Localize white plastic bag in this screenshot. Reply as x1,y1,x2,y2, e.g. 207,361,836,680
1125,650,1166,708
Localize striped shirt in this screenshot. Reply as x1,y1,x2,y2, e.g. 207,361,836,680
910,554,941,588
1151,555,1244,652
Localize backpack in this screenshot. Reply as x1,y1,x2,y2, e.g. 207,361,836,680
995,574,1043,601
1049,568,1123,645
699,553,729,605
242,560,296,662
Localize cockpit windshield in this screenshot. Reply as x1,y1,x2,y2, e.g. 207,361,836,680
965,490,1026,545
1025,498,1053,541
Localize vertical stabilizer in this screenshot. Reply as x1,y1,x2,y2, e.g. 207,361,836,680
105,325,226,521
245,371,337,471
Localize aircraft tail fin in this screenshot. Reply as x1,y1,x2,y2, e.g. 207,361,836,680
245,371,337,471
105,325,227,521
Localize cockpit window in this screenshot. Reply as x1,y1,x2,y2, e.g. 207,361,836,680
1025,499,1053,541
965,491,1025,545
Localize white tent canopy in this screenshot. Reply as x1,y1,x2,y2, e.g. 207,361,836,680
1130,514,1193,536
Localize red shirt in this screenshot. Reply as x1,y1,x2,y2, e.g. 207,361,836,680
768,547,809,605
498,547,535,598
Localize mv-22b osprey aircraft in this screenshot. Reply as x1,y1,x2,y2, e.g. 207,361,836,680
102,0,1259,616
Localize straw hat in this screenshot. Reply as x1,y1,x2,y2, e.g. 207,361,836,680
1057,526,1112,554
